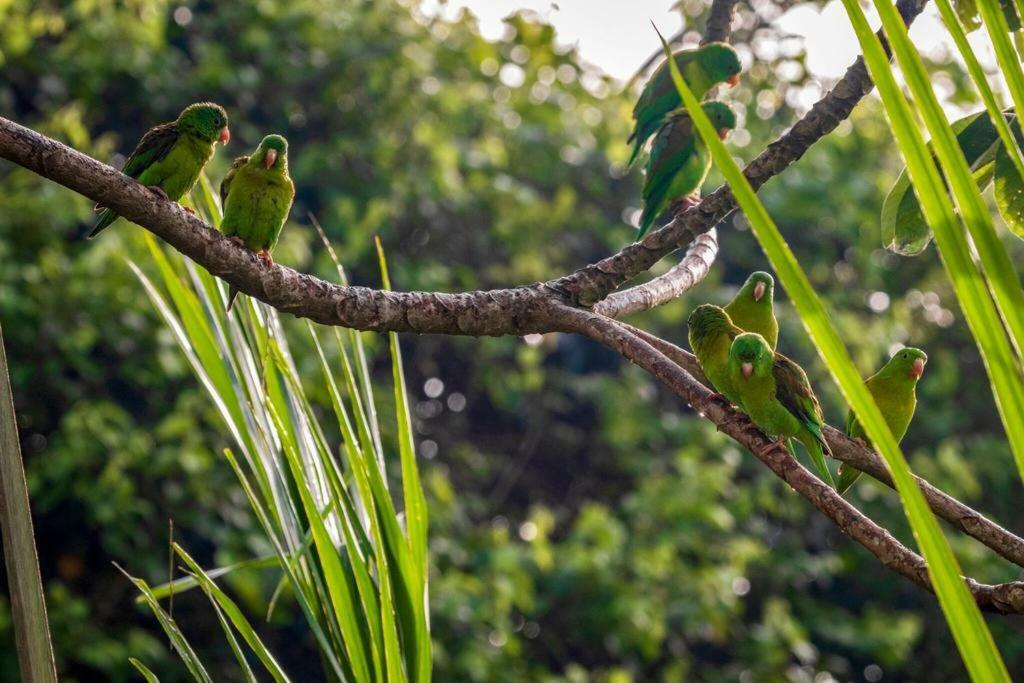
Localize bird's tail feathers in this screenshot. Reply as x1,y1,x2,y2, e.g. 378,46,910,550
226,287,240,312
88,209,119,239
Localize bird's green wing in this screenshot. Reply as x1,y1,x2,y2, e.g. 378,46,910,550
643,115,697,206
220,156,249,205
120,122,180,179
772,354,826,442
266,177,296,251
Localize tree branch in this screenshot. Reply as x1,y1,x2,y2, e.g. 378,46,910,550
0,117,567,336
593,230,718,318
702,0,740,45
566,310,1024,613
550,0,930,306
611,324,1024,570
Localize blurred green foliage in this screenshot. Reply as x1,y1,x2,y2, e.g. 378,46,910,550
2,0,1024,680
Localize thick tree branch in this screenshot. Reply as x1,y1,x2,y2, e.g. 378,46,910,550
551,0,930,306
567,310,1024,613
702,0,740,44
594,230,718,318
0,117,568,336
611,325,1024,570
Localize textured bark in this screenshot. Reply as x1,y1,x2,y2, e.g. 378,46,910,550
594,231,718,318
0,117,566,336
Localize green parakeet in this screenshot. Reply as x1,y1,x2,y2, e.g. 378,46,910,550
220,134,295,311
628,42,741,166
90,102,230,238
724,271,779,350
836,347,927,495
729,332,836,488
688,304,745,407
638,102,736,237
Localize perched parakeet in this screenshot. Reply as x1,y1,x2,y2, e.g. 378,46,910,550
638,102,736,237
729,332,836,488
90,102,230,238
724,271,779,350
688,304,745,407
220,134,295,310
628,42,741,166
836,347,927,494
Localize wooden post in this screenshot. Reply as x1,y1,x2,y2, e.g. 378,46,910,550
0,319,57,682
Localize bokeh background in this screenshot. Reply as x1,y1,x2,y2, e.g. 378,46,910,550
2,0,1023,680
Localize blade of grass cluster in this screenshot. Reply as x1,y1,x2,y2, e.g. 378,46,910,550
264,401,375,682
934,0,1024,180
271,330,390,678
977,0,1024,135
660,30,1009,681
118,566,213,683
175,544,291,683
869,0,1024,483
374,238,431,682
330,328,425,680
374,238,429,580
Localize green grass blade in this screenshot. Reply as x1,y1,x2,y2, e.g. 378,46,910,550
117,565,213,683
935,0,1024,181
139,555,279,603
374,239,431,682
659,26,1010,682
129,658,161,683
978,0,1024,144
265,400,375,683
871,0,1024,488
174,544,291,683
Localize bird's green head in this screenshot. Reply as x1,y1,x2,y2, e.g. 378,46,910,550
729,332,773,381
738,271,774,305
178,102,230,145
702,101,738,140
879,346,928,382
696,42,742,88
688,304,737,344
255,134,289,171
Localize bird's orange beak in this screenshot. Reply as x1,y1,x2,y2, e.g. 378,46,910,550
219,127,231,145
718,127,731,140
910,358,926,380
264,148,277,169
753,281,766,302
727,74,740,88
741,362,753,378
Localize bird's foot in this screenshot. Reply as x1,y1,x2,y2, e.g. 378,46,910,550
755,437,789,458
146,185,170,201
228,236,246,248
670,195,700,214
257,249,274,268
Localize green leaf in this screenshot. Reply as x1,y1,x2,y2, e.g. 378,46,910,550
881,109,1006,254
954,0,983,31
995,143,1024,236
